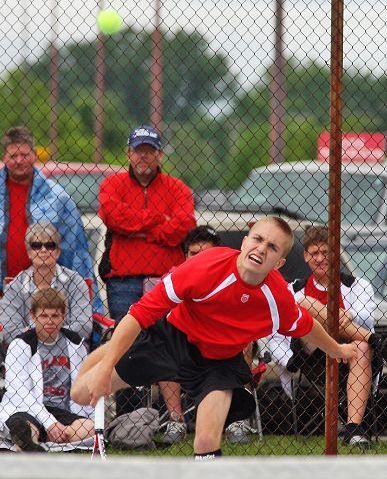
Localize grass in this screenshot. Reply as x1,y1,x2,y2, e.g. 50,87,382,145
106,433,387,457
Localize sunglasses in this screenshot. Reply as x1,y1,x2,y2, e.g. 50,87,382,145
29,241,58,251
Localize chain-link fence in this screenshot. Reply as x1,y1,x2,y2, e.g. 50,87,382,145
0,0,386,457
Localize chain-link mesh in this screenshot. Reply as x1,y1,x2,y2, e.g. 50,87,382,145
0,0,386,457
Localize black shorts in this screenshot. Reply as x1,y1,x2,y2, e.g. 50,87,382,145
7,407,87,442
115,318,255,426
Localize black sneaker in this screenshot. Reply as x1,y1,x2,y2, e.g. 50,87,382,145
7,417,45,452
342,423,371,449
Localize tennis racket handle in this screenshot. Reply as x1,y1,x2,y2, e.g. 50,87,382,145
94,396,105,431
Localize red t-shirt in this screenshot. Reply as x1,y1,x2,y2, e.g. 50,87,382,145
130,247,313,359
6,178,31,278
304,275,345,309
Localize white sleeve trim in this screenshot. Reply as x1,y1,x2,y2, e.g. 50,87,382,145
163,274,183,304
261,284,280,334
192,273,237,302
288,307,303,332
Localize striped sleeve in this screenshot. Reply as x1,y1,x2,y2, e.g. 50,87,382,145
277,295,314,338
129,279,177,329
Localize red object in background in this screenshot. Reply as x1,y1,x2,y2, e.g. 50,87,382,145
317,131,385,164
251,361,268,388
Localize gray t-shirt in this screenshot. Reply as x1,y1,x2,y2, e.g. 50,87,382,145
38,334,71,410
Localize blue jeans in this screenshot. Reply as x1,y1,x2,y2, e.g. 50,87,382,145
106,276,146,416
106,276,144,323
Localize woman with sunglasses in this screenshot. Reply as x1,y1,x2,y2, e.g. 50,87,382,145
0,222,92,349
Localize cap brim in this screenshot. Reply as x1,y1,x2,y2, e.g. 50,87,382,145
129,138,161,150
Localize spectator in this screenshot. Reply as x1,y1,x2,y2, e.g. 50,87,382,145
159,225,221,445
0,288,93,452
0,222,92,347
98,125,196,415
268,225,382,448
0,126,103,312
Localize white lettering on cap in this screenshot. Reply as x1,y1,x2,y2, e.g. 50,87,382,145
133,128,158,139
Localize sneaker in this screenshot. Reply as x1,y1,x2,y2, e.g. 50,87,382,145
161,420,187,445
225,419,253,444
7,417,45,453
342,423,371,449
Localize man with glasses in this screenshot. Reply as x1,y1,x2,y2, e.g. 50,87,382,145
268,225,383,448
98,125,196,416
0,127,102,313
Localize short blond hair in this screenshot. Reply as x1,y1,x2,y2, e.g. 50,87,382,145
249,216,294,257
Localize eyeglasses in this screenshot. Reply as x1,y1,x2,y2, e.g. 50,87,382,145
29,241,57,251
306,248,329,259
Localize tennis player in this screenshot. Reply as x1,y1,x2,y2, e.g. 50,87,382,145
71,216,356,459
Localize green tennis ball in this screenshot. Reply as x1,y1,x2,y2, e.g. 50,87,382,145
96,9,123,35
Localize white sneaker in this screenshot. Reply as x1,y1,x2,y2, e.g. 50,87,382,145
225,419,254,444
161,420,187,445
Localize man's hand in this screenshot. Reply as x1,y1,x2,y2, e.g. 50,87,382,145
87,361,113,407
47,422,69,443
332,342,358,364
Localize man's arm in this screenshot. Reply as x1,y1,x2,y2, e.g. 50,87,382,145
98,176,164,235
298,296,371,342
71,313,141,407
147,181,196,247
303,319,357,361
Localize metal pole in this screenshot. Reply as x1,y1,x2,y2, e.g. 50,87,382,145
20,0,30,123
49,0,59,162
150,0,163,132
269,0,286,164
325,0,344,456
94,0,106,164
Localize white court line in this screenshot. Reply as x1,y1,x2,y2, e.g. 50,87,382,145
0,455,387,479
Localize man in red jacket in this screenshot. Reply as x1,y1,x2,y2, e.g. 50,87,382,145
98,125,196,414
72,216,357,459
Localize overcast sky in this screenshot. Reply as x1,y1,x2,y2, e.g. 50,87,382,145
0,0,386,88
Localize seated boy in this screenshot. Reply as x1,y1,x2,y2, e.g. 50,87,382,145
268,225,383,447
0,288,94,452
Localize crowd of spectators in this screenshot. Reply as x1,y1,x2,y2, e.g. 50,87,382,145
0,125,383,453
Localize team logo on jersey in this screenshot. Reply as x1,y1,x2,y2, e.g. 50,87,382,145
241,294,250,303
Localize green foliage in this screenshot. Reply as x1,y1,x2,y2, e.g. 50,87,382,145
284,117,321,162
164,121,226,190
28,27,236,127
0,38,385,191
222,123,270,189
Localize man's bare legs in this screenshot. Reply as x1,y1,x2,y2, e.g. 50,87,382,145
347,340,372,424
159,381,184,420
194,389,232,456
158,381,187,445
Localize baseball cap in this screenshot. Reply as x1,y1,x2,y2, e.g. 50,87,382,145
127,125,162,150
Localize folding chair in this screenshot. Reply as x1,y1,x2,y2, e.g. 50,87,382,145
290,338,386,440
250,353,271,439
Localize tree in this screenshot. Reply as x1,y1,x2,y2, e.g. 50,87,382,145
28,27,236,126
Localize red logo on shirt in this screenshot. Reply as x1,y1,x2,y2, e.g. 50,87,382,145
42,355,70,370
241,294,250,303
